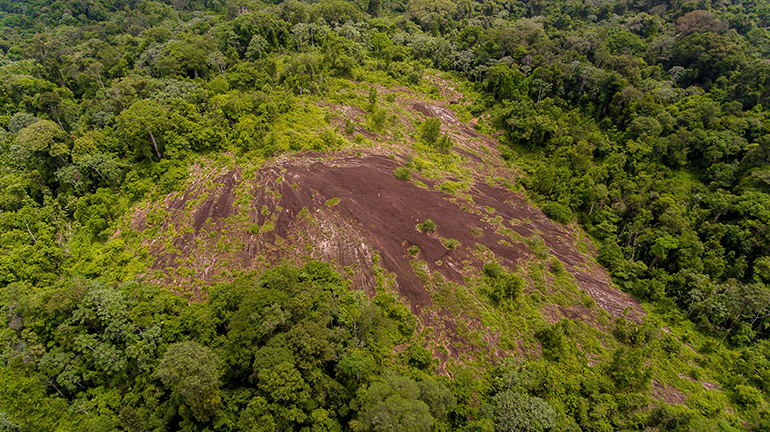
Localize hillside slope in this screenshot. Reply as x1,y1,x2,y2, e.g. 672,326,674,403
127,91,645,367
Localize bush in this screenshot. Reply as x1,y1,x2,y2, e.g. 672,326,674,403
499,275,523,303
299,260,343,284
408,245,420,256
319,129,341,149
368,107,389,133
500,146,515,161
435,133,453,154
418,118,453,153
420,118,441,145
485,267,524,304
416,219,436,233
649,405,697,432
550,258,564,274
482,263,505,278
732,384,764,408
687,390,727,418
387,61,417,83
441,238,460,249
345,119,355,134
598,242,625,273
541,202,572,224
439,181,462,193
607,346,651,391
394,167,412,181
535,324,569,362
404,344,433,370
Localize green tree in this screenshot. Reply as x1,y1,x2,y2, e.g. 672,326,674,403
405,0,456,21
671,33,744,86
358,376,434,432
420,118,441,145
257,362,311,427
485,64,524,101
157,341,221,422
0,367,74,431
162,36,214,78
650,235,679,267
7,112,38,134
417,378,456,422
367,0,381,17
14,120,71,178
337,350,374,383
492,390,556,432
607,346,651,392
36,92,66,131
116,100,172,160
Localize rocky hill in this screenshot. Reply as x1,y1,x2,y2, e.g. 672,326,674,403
128,86,644,367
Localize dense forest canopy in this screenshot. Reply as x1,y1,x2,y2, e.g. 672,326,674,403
2,0,770,430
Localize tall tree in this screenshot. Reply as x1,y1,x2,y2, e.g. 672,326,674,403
157,341,221,422
15,120,71,173
116,100,172,160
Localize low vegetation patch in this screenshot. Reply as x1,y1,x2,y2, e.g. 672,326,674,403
416,219,437,233
325,197,341,207
394,167,412,181
441,238,460,250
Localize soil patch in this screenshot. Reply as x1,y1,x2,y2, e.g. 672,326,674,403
133,152,644,324
651,380,687,405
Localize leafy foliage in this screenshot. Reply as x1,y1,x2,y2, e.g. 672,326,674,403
492,391,556,432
